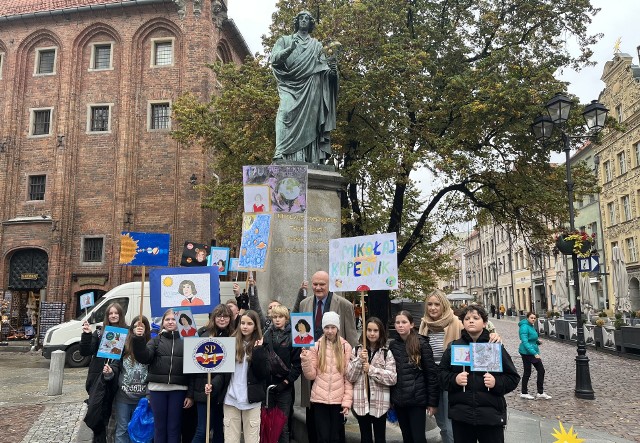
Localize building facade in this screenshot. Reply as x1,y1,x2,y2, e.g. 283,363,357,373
0,0,250,338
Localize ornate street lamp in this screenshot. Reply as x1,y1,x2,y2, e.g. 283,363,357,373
531,93,608,400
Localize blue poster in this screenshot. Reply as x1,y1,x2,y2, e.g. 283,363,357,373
97,326,128,360
238,213,272,270
119,231,170,266
149,267,220,316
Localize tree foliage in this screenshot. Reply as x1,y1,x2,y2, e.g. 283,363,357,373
172,0,602,297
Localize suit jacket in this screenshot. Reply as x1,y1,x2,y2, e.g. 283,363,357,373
298,291,358,407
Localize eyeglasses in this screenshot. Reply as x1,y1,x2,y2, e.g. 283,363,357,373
216,315,230,319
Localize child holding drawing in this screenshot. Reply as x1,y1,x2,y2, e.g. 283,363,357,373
439,305,520,443
346,317,396,443
389,311,439,443
300,312,353,443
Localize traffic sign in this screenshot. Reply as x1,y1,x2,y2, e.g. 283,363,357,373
577,256,599,272
590,255,599,273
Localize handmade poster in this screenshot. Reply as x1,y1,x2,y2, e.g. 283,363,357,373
450,345,472,366
174,308,198,338
80,292,95,310
243,185,271,213
149,267,220,316
180,241,210,267
291,312,315,347
470,343,503,372
119,231,170,266
229,258,248,273
207,247,230,275
183,337,236,373
97,326,128,359
328,233,399,292
238,213,272,270
242,165,308,213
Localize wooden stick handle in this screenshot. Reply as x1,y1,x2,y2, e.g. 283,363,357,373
206,372,212,443
139,266,146,325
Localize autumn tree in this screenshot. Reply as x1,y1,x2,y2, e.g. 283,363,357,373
173,0,602,311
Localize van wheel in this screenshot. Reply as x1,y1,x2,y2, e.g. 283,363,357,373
66,343,91,368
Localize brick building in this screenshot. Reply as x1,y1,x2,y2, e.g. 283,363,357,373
0,0,250,338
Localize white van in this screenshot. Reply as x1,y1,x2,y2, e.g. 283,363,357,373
42,281,236,367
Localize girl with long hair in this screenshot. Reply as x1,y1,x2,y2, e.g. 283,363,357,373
346,317,396,443
220,310,269,443
80,302,127,443
518,312,551,400
105,316,151,443
301,311,353,443
132,308,194,443
192,304,235,443
389,310,439,443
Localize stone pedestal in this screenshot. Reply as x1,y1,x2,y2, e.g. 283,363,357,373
256,168,344,310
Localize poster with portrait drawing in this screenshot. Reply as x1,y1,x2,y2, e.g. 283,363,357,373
450,345,472,367
207,247,230,276
243,185,271,213
470,343,503,372
149,267,220,316
180,241,210,267
290,312,314,348
97,326,128,360
174,308,198,338
80,292,95,310
229,258,248,273
242,165,307,213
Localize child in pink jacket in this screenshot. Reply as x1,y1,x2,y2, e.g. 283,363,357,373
301,312,353,443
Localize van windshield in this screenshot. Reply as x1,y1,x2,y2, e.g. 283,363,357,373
75,296,108,320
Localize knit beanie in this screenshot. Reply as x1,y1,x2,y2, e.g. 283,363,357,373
322,311,340,330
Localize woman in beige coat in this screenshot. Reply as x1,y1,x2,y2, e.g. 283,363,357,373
301,312,353,443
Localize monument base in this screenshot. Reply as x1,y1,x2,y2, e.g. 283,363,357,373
256,168,344,312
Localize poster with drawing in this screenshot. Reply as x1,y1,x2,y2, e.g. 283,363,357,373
290,312,315,347
470,343,503,372
80,292,95,310
451,345,472,367
207,247,230,276
180,241,210,267
97,326,129,360
119,231,170,266
242,165,308,213
229,258,247,273
238,213,272,270
149,267,220,316
243,185,271,213
174,308,198,338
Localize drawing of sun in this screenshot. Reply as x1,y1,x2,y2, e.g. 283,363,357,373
551,421,584,443
163,277,174,287
119,233,139,264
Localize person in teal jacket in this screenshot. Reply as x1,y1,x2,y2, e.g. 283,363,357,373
518,312,551,400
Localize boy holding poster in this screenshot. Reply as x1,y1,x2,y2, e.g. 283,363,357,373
439,305,520,443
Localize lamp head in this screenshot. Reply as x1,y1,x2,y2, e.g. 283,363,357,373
531,114,554,141
545,93,573,124
582,100,608,133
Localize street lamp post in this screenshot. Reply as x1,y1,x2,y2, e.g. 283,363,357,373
532,93,608,400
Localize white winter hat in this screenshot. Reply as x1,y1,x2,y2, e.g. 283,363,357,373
322,311,340,330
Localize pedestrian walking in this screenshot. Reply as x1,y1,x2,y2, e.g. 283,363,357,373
490,305,496,318
301,312,354,443
389,310,439,443
221,310,270,443
132,308,194,443
439,305,520,443
518,312,551,400
346,317,396,443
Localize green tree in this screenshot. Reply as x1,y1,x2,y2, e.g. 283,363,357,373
173,0,602,303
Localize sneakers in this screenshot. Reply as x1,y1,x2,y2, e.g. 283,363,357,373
520,393,535,400
536,392,552,400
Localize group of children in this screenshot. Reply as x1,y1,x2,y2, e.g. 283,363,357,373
81,296,520,443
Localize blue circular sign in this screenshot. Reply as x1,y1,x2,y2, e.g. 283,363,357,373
192,339,227,372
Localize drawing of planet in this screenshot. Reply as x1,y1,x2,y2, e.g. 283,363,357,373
277,177,301,200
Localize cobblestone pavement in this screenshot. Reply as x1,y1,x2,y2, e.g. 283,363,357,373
0,351,88,443
494,317,640,442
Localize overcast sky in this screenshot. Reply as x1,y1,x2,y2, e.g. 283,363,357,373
230,0,640,104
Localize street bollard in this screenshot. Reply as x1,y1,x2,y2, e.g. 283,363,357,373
47,349,65,396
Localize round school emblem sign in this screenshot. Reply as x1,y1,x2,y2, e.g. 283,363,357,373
192,339,227,372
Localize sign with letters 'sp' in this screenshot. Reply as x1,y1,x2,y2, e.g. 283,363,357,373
329,233,398,292
183,337,236,373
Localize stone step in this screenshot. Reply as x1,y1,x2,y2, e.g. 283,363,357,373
0,340,33,352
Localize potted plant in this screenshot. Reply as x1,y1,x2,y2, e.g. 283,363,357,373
554,230,596,256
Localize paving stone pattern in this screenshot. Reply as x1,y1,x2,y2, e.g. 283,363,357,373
19,402,86,443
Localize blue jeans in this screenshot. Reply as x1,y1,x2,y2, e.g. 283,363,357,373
192,401,224,443
434,390,454,443
114,401,137,443
149,390,187,443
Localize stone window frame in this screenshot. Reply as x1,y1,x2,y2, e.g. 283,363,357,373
0,51,4,79
635,142,640,169
147,100,172,131
621,195,632,221
625,237,637,263
28,107,54,137
86,103,113,134
151,37,175,68
617,151,627,175
27,174,47,201
80,235,106,265
89,41,114,71
607,201,616,226
603,160,612,182
34,46,57,76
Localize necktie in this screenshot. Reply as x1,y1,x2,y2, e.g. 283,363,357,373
315,299,323,334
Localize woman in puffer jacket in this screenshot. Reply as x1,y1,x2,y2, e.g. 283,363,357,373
301,311,353,443
132,308,194,443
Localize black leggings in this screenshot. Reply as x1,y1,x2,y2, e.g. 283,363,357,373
395,406,426,443
452,421,504,443
520,354,545,394
313,403,345,443
353,410,387,443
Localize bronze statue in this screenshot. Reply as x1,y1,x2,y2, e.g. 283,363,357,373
270,11,338,164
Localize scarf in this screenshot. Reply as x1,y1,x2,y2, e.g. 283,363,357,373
418,309,462,348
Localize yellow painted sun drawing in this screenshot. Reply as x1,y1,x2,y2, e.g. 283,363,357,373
551,421,584,443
